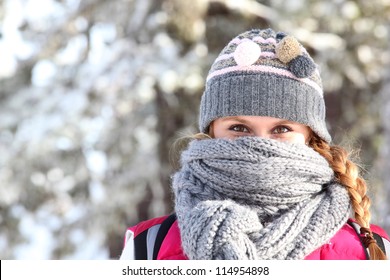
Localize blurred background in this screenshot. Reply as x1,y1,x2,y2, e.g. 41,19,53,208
0,0,389,259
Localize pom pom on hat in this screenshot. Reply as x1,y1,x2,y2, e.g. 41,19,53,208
288,55,316,78
275,35,301,64
234,39,262,66
276,35,317,78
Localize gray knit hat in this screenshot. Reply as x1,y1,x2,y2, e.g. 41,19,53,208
199,28,331,143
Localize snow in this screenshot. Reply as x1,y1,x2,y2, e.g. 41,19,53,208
14,214,55,260
84,150,108,177
31,60,58,87
55,35,88,66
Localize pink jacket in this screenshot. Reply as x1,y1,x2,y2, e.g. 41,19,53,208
119,215,389,260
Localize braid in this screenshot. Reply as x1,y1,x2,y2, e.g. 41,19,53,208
309,134,387,260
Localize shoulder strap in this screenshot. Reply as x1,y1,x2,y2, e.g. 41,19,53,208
153,213,177,260
133,213,177,260
347,220,389,259
134,227,148,259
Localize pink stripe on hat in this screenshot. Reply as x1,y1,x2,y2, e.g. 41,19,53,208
228,36,277,46
214,51,276,63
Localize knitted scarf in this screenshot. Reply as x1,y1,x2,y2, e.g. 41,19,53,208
172,137,351,260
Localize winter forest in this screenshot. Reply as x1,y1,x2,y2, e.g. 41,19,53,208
0,0,390,259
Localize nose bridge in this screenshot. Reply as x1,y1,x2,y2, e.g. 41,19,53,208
254,128,270,138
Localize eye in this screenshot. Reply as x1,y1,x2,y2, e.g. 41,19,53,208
228,124,250,133
272,125,291,134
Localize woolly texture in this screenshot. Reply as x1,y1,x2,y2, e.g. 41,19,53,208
172,137,351,260
199,28,331,143
233,39,261,66
275,35,301,63
289,55,317,78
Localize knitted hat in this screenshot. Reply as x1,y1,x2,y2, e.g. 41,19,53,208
199,28,331,143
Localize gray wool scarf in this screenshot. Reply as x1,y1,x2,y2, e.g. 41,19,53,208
172,137,351,260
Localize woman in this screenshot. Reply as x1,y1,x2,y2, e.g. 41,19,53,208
120,28,389,260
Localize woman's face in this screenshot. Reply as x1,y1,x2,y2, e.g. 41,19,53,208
211,116,312,144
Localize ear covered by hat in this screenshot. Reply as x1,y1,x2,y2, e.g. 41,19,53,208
199,28,331,143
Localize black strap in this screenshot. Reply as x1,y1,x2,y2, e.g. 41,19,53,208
347,220,370,259
347,220,387,259
152,213,177,260
372,232,386,255
134,229,148,260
